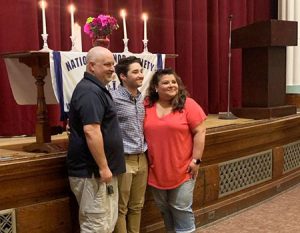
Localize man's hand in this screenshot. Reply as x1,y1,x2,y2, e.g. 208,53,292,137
99,167,113,183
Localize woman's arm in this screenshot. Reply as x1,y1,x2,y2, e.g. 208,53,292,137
187,122,206,179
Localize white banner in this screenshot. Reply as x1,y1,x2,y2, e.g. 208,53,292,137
50,51,165,113
4,52,165,111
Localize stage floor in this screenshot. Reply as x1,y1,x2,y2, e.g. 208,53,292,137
0,114,294,161
204,114,256,128
0,114,255,143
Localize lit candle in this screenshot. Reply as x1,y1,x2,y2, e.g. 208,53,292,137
120,9,128,40
142,13,148,41
69,4,75,37
73,23,82,52
39,0,47,35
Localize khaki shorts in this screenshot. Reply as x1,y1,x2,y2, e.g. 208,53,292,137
69,176,118,233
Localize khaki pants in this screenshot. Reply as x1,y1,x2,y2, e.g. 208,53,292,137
69,176,118,233
114,153,148,233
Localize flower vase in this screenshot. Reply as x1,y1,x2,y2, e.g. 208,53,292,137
92,37,110,48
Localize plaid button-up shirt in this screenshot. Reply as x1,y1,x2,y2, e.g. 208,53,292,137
110,85,147,154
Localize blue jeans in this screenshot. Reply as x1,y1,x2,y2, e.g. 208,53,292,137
151,179,196,233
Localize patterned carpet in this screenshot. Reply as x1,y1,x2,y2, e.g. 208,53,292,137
197,184,300,233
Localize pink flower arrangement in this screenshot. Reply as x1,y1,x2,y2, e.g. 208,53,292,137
84,14,119,39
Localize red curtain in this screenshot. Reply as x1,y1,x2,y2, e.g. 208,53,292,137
0,0,271,136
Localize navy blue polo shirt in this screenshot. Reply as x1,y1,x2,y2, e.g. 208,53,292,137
67,72,125,177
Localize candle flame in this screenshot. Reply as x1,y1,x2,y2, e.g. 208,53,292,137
120,9,126,17
69,4,75,13
39,0,47,9
142,13,148,21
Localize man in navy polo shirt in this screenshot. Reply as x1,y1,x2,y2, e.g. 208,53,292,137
67,46,125,233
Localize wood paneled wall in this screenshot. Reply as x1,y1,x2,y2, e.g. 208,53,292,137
1,115,300,232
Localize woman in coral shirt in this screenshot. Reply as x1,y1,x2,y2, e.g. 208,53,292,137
144,68,206,233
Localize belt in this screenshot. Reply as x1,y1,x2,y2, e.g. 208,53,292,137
124,152,145,156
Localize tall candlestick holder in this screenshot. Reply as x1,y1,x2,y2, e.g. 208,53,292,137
142,39,151,54
123,38,131,53
40,33,52,52
70,35,78,52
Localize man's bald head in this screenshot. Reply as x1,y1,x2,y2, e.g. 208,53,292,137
86,47,113,66
86,47,115,85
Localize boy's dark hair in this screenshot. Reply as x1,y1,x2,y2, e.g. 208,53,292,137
115,56,142,85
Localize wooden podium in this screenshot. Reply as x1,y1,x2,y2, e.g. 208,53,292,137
1,51,61,153
231,20,298,119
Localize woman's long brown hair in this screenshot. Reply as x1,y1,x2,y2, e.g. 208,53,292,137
145,68,189,112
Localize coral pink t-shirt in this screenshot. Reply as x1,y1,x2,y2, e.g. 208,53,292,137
144,97,206,189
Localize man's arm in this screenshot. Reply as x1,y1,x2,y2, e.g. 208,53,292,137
84,123,112,183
